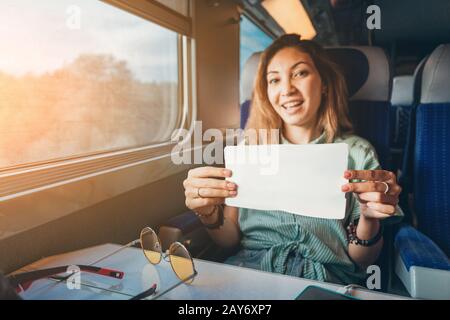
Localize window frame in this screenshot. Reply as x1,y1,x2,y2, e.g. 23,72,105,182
103,0,192,36
241,12,278,41
0,0,196,202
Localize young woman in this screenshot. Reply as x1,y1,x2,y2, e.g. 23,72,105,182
183,34,402,285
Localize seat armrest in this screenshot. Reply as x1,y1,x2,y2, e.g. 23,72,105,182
394,224,450,299
394,224,450,271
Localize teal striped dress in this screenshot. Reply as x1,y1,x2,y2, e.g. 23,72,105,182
231,133,403,285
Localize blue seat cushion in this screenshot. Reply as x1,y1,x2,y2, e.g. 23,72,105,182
395,224,450,271
414,103,450,256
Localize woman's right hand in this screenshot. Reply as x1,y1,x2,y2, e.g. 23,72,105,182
183,167,237,216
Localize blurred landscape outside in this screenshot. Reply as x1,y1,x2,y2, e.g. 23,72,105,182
0,0,179,168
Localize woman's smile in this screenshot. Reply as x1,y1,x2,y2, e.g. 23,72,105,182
281,99,304,115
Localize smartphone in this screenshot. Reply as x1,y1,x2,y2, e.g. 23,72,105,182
295,285,358,300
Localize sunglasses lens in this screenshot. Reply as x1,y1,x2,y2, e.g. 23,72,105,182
140,227,162,264
169,243,195,284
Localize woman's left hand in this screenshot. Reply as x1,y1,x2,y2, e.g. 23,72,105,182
341,170,402,219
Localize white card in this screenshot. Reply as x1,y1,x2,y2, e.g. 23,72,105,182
224,143,348,219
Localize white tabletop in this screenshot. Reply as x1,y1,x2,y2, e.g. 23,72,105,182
13,243,409,300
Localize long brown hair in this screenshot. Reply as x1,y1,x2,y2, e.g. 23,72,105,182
245,34,353,144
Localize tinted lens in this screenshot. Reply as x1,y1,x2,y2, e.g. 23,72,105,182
169,242,195,284
140,227,162,264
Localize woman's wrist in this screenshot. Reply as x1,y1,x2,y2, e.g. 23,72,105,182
196,206,219,224
347,216,383,247
356,214,381,240
199,205,224,230
195,205,216,217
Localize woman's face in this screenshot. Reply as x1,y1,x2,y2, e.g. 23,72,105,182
266,47,324,128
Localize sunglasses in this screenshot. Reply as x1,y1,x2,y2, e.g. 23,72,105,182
8,227,197,300
131,227,198,300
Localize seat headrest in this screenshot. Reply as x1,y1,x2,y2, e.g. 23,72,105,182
240,52,262,104
326,46,391,102
391,75,414,106
421,44,450,104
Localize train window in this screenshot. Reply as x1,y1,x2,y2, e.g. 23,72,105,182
240,15,273,72
0,0,184,169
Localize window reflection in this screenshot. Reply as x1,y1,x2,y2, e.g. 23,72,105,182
240,15,273,72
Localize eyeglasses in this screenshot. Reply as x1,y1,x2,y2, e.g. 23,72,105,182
86,226,197,300
130,227,198,300
9,227,197,300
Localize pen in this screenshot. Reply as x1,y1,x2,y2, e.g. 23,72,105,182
129,283,157,300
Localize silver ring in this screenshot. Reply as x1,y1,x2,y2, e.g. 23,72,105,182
197,187,203,198
381,182,390,194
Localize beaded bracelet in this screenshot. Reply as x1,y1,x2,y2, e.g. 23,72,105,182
346,221,383,246
201,204,224,230
194,205,216,218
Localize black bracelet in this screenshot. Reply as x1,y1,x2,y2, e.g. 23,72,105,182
202,205,224,230
347,220,383,246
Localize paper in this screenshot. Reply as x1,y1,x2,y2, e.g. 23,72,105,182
224,143,348,219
